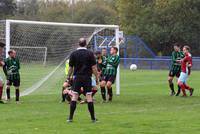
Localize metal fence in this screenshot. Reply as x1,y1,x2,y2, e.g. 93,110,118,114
121,57,200,70
93,35,200,70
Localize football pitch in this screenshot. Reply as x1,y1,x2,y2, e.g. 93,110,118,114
0,69,200,134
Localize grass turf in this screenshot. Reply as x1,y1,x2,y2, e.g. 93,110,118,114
0,69,200,134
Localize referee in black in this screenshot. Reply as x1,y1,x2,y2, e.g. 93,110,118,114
66,38,99,123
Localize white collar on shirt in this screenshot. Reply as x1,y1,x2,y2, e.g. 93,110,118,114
77,47,87,50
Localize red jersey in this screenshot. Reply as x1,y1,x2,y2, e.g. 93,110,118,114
181,52,192,75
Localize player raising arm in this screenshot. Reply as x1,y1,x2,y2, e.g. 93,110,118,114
100,47,120,102
3,50,21,103
177,46,194,97
0,42,5,104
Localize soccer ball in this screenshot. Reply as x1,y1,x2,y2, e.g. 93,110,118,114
130,64,137,71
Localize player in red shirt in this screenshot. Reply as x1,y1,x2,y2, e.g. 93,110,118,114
177,46,194,97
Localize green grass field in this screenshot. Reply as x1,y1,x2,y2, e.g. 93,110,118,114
0,69,200,134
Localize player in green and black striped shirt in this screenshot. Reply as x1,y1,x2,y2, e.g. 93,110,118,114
168,44,185,96
3,50,21,103
100,47,120,102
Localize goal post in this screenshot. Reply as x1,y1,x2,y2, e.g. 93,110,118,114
5,20,10,58
115,28,120,95
1,19,121,95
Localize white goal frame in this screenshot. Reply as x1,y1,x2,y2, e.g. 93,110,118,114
4,19,121,95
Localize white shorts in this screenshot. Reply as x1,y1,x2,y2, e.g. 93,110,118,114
178,72,188,83
91,77,96,87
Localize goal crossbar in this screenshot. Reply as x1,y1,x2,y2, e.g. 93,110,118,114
5,20,119,29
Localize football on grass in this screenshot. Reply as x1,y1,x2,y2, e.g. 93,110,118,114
130,64,137,71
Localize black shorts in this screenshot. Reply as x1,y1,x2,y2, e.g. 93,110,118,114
169,70,180,78
99,74,104,82
102,75,116,84
7,79,20,87
72,76,92,95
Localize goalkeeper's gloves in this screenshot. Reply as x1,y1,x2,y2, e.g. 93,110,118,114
66,77,70,83
66,75,72,83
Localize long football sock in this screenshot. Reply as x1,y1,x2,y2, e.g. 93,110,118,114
100,87,106,101
176,85,181,96
6,87,10,100
107,87,113,101
88,102,95,120
184,84,191,90
169,83,175,93
0,86,3,100
15,89,20,101
62,87,66,102
69,101,77,120
180,84,186,96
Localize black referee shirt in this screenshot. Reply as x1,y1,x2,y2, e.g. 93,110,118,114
69,47,96,77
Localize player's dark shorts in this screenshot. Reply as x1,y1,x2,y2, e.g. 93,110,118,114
7,79,20,87
169,68,181,78
72,75,92,95
102,75,116,84
99,74,104,82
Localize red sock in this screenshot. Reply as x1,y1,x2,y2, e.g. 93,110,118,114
180,84,186,96
184,84,191,90
0,86,3,100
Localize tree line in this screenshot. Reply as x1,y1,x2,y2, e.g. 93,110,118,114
1,0,200,56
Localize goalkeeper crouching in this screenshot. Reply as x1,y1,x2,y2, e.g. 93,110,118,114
3,50,21,103
61,60,72,103
61,60,82,103
62,77,98,104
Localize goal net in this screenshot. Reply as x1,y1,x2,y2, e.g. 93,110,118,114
0,20,120,96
